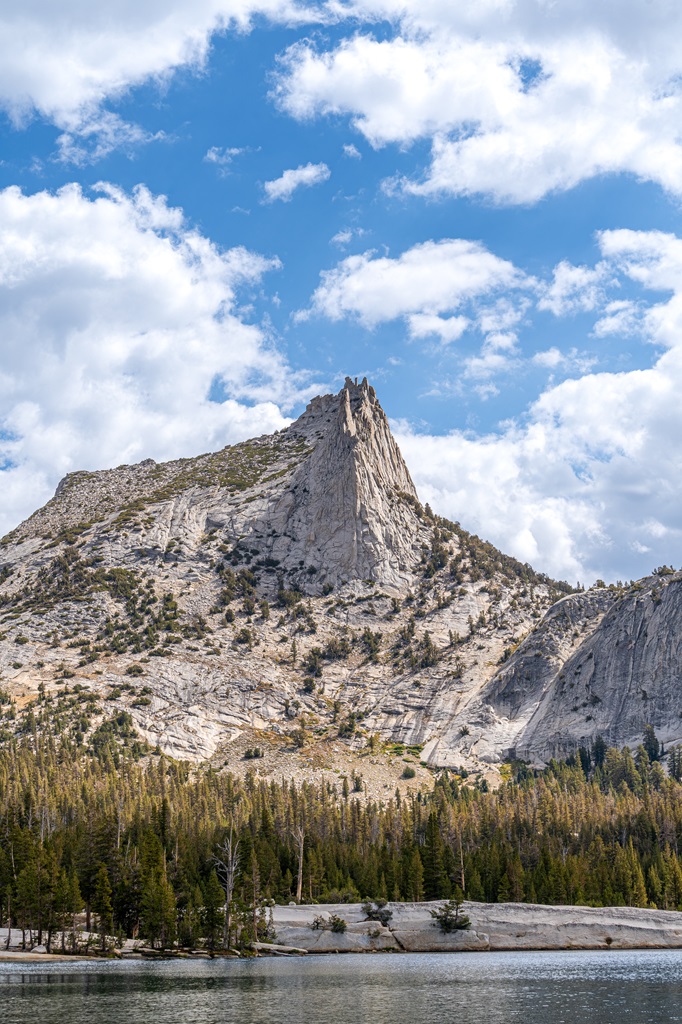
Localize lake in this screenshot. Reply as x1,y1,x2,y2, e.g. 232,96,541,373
2,950,682,1024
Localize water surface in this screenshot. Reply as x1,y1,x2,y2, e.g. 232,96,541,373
3,950,682,1024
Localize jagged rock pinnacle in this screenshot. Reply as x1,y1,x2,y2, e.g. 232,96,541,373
260,376,426,589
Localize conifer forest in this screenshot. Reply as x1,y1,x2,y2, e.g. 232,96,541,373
2,716,682,952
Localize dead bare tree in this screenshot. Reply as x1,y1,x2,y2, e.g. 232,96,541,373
213,824,240,949
291,825,305,903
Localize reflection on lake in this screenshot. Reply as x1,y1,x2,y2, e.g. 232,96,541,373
2,949,682,1024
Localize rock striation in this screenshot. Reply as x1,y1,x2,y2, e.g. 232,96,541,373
459,571,682,763
256,376,428,590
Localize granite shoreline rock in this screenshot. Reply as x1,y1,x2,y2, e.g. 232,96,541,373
270,900,682,953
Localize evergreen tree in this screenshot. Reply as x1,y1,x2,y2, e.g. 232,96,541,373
203,870,225,952
643,724,661,762
92,864,113,951
422,811,450,899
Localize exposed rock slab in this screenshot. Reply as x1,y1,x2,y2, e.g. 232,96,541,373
271,901,682,953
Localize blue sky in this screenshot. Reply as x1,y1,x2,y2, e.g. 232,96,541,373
2,1,682,585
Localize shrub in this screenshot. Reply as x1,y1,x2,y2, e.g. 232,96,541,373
311,913,347,934
289,727,306,749
302,647,323,677
362,899,393,926
430,893,471,933
402,765,416,779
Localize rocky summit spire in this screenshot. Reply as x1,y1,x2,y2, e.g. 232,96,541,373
258,376,429,590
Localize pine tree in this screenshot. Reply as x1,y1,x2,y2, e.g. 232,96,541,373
422,811,450,899
203,870,225,952
643,724,661,762
405,848,424,902
54,869,70,954
429,887,471,932
92,864,114,951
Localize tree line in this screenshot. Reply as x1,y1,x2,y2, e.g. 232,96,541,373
1,725,682,951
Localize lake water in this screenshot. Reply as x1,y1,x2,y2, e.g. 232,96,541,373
2,950,682,1024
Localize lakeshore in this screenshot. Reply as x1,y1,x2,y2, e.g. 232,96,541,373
3,901,682,960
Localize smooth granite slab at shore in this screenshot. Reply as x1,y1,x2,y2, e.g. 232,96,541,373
270,901,682,953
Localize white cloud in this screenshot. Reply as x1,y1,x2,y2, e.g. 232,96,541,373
593,300,643,338
532,347,565,369
9,0,682,193
330,225,366,247
460,331,520,380
0,182,315,537
392,226,682,582
56,111,166,165
303,238,529,327
407,313,469,345
0,1,324,156
274,1,682,202
331,228,353,246
205,145,247,166
202,145,245,175
343,143,361,158
538,261,608,317
263,161,331,202
463,350,516,380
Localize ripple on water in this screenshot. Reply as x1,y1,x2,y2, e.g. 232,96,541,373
2,950,682,1024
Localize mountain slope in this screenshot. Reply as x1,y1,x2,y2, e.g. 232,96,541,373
0,377,612,777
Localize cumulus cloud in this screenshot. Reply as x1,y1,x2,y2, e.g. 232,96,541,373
302,238,529,327
263,161,330,202
10,0,682,192
0,182,313,537
0,1,324,156
593,300,644,338
393,226,682,582
274,0,682,202
538,261,609,317
407,313,469,345
397,355,682,584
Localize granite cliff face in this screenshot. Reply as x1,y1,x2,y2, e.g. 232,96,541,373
469,571,682,763
256,377,426,590
0,377,677,775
